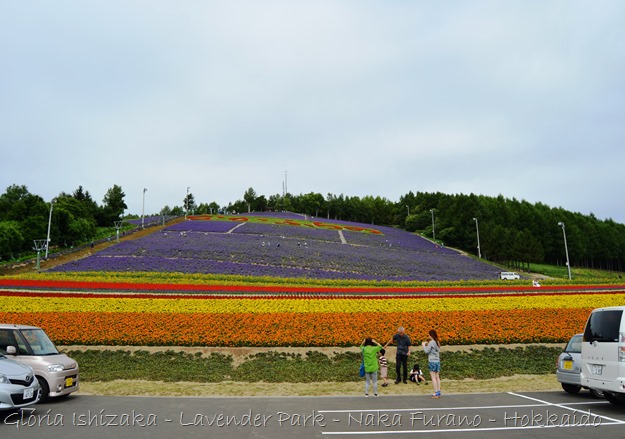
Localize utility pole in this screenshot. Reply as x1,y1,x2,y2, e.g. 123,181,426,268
185,186,190,219
45,198,56,259
558,222,572,280
473,217,481,258
430,209,436,240
142,188,147,228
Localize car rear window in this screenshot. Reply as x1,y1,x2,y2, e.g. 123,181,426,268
584,310,623,343
565,335,582,353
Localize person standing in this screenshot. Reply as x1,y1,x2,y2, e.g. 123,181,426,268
360,338,383,397
387,326,411,384
422,329,441,398
379,348,389,387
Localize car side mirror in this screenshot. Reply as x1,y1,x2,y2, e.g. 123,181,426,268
5,345,16,355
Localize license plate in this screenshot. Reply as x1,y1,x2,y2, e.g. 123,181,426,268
563,360,573,370
65,377,74,387
23,388,34,399
591,364,603,375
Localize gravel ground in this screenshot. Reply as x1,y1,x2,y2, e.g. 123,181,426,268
79,375,562,397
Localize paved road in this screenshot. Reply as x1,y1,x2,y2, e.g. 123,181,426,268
2,391,624,438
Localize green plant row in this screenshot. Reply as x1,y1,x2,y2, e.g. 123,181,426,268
67,346,562,383
12,270,624,287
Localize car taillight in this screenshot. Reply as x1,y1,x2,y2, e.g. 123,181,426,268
619,346,625,362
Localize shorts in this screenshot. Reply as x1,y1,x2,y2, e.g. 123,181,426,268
428,361,441,373
380,365,388,379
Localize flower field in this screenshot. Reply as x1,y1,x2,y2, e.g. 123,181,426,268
2,277,624,346
49,214,500,281
5,213,625,349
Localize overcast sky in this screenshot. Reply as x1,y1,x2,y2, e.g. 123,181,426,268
2,1,624,222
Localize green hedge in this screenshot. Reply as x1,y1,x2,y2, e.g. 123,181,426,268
68,346,562,383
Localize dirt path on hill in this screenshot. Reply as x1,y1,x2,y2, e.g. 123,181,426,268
0,218,183,275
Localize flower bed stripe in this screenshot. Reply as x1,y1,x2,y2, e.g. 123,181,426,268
3,281,623,346
1,278,624,295
2,292,625,314
0,308,591,346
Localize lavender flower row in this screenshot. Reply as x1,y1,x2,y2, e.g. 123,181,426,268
51,216,500,281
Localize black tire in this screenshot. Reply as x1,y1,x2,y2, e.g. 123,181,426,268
589,388,604,399
604,392,625,405
561,383,581,394
36,376,50,402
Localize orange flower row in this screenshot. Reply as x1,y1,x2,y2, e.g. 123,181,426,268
0,308,591,347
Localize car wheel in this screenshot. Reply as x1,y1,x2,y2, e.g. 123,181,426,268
589,388,604,399
36,376,50,402
561,383,581,394
604,392,625,405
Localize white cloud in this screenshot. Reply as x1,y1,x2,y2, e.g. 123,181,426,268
1,1,624,222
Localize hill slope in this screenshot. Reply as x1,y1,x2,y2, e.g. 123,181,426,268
51,213,501,281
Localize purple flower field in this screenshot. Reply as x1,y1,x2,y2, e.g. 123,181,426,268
232,222,342,242
52,214,501,281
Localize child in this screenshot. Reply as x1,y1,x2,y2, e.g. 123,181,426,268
409,364,427,385
378,349,389,387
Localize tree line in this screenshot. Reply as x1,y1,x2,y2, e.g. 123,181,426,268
0,184,221,261
0,184,127,261
230,188,625,272
2,183,624,273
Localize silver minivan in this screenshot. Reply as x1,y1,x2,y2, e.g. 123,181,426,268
580,306,625,405
0,324,79,401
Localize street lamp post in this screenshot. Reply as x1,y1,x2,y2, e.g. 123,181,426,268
142,188,147,229
473,217,482,258
558,222,572,280
185,186,190,219
45,198,56,259
430,209,436,240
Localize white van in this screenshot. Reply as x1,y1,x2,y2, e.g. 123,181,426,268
0,324,79,401
500,272,520,280
580,306,625,405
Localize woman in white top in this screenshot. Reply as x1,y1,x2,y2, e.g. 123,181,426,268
422,329,441,398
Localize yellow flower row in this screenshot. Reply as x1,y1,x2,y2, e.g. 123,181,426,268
4,292,625,314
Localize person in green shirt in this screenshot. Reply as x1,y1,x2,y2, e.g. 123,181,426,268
360,338,383,397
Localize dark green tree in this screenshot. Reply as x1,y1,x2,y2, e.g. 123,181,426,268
98,185,127,225
0,221,24,260
183,192,196,214
243,188,257,213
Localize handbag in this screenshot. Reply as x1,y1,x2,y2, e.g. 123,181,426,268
359,362,365,377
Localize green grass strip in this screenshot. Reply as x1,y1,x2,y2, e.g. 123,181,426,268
67,346,562,383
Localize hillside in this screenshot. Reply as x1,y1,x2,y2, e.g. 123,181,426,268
51,212,501,281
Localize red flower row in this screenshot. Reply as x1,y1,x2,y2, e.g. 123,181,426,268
1,278,624,295
2,288,625,301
